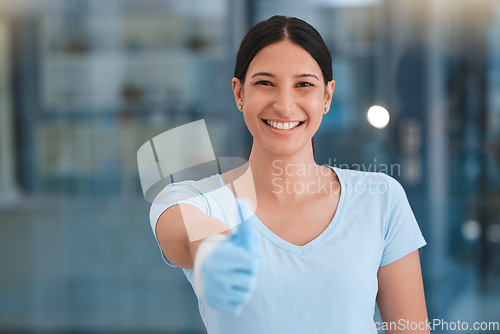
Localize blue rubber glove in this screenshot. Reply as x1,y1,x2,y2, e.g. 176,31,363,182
200,199,261,316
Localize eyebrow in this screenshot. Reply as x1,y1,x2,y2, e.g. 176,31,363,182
295,73,320,81
250,72,320,81
251,72,276,78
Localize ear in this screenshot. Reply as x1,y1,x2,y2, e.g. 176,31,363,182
232,77,244,111
324,80,335,113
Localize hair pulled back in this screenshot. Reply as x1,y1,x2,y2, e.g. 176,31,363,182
234,15,332,85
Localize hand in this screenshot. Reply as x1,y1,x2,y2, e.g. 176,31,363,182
201,199,261,316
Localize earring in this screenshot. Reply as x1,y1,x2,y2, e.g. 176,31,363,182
238,105,242,110
325,107,329,114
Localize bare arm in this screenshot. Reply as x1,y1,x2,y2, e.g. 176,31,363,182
376,250,430,334
155,203,231,269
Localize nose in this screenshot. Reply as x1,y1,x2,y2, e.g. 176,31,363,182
272,86,297,114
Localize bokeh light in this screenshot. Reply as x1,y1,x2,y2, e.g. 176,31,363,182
367,105,390,129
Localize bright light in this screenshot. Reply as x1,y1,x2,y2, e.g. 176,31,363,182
462,220,482,241
367,105,390,129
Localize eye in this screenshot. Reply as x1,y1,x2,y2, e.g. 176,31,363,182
296,82,314,88
255,80,274,87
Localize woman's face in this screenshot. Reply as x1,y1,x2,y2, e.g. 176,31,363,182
232,40,335,157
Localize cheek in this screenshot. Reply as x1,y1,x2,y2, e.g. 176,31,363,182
243,91,271,117
241,106,262,132
243,88,326,115
298,92,326,111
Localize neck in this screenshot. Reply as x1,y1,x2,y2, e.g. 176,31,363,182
246,141,330,204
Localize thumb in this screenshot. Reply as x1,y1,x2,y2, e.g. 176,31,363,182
234,199,259,252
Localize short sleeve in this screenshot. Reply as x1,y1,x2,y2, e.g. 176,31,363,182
149,182,209,267
379,176,427,267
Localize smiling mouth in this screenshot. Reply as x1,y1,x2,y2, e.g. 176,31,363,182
262,119,305,130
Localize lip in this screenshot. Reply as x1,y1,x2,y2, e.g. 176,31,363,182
261,118,305,135
264,119,305,123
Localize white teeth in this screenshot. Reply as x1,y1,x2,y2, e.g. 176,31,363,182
265,120,301,130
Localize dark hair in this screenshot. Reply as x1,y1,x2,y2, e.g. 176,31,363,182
234,15,332,85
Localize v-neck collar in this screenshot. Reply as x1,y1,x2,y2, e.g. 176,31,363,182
217,166,347,255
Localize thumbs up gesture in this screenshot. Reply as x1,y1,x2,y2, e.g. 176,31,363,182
194,199,262,316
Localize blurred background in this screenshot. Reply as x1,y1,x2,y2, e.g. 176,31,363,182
1,0,499,333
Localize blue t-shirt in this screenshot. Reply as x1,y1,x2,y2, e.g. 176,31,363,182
149,166,427,334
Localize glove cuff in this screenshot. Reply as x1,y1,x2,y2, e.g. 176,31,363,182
193,233,228,300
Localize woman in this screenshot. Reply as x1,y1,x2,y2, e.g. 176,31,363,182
150,15,429,334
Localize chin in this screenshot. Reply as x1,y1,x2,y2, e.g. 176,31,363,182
265,142,308,157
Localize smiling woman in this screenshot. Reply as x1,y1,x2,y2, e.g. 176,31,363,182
150,15,429,334
232,39,334,159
